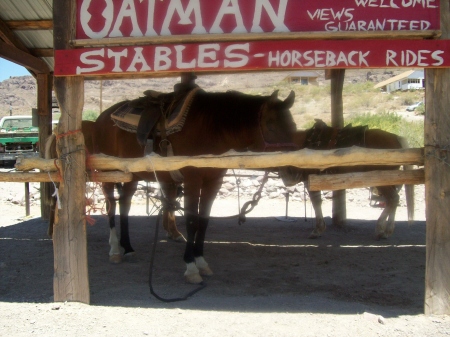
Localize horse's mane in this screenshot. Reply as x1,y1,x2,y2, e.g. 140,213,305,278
190,91,267,135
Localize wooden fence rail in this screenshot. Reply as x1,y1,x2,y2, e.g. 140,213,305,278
308,169,425,191
15,147,424,173
10,147,425,190
0,171,132,183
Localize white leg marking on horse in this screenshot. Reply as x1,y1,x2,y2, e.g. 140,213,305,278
376,207,390,240
309,218,326,239
109,227,122,263
185,262,199,275
195,256,213,276
184,262,203,284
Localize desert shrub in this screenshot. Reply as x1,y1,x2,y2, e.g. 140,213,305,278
397,121,424,148
343,81,377,94
347,112,402,131
401,91,423,106
345,92,375,110
347,112,423,147
83,110,99,121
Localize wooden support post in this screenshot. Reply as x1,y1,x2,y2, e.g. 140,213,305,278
53,76,89,304
424,0,450,315
53,0,89,304
37,73,53,220
330,69,346,227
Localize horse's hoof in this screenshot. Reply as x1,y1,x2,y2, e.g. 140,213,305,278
168,233,186,242
185,273,203,284
199,266,213,277
124,251,136,261
308,232,321,239
376,233,388,240
109,254,123,264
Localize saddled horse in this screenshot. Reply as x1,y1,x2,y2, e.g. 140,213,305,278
51,89,296,283
280,120,414,240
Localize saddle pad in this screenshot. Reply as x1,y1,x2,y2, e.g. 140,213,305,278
110,88,200,136
306,119,368,150
335,124,368,148
110,102,141,133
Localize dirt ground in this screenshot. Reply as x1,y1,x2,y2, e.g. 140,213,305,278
1,180,449,337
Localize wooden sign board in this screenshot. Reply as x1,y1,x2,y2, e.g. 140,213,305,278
55,0,446,76
55,39,450,76
76,0,440,38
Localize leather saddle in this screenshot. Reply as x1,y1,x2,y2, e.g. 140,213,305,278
111,83,199,147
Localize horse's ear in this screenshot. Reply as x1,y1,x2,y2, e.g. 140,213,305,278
269,90,279,104
283,90,295,109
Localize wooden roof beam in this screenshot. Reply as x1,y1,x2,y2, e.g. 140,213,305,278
30,48,53,57
5,20,53,30
0,18,29,53
0,40,49,74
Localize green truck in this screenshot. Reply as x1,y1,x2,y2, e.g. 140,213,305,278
0,115,39,167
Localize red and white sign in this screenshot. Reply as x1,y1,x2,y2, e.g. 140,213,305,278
76,0,440,39
56,1,445,76
55,39,450,76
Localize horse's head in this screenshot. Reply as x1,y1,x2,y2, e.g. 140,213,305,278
257,90,298,151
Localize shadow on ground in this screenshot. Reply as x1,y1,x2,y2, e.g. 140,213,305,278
0,214,426,318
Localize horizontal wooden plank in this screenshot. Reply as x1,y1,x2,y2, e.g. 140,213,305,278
5,20,53,30
30,48,54,57
72,30,441,48
15,147,424,173
308,169,425,191
0,171,133,183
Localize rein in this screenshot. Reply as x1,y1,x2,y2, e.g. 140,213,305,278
147,171,271,302
148,207,206,303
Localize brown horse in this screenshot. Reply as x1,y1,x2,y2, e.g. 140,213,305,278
280,120,414,240
62,91,296,283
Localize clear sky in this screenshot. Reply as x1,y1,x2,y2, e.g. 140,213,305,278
0,59,31,82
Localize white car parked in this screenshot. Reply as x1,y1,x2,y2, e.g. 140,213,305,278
406,101,424,111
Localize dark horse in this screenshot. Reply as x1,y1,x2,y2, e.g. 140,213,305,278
49,89,297,283
280,120,414,240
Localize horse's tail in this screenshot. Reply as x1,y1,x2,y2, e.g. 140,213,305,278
399,136,415,224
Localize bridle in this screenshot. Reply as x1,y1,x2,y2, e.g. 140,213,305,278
258,103,298,151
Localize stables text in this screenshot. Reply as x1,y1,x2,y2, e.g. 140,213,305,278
53,40,449,76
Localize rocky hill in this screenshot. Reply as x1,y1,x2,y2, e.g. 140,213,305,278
0,69,411,126
0,69,402,116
